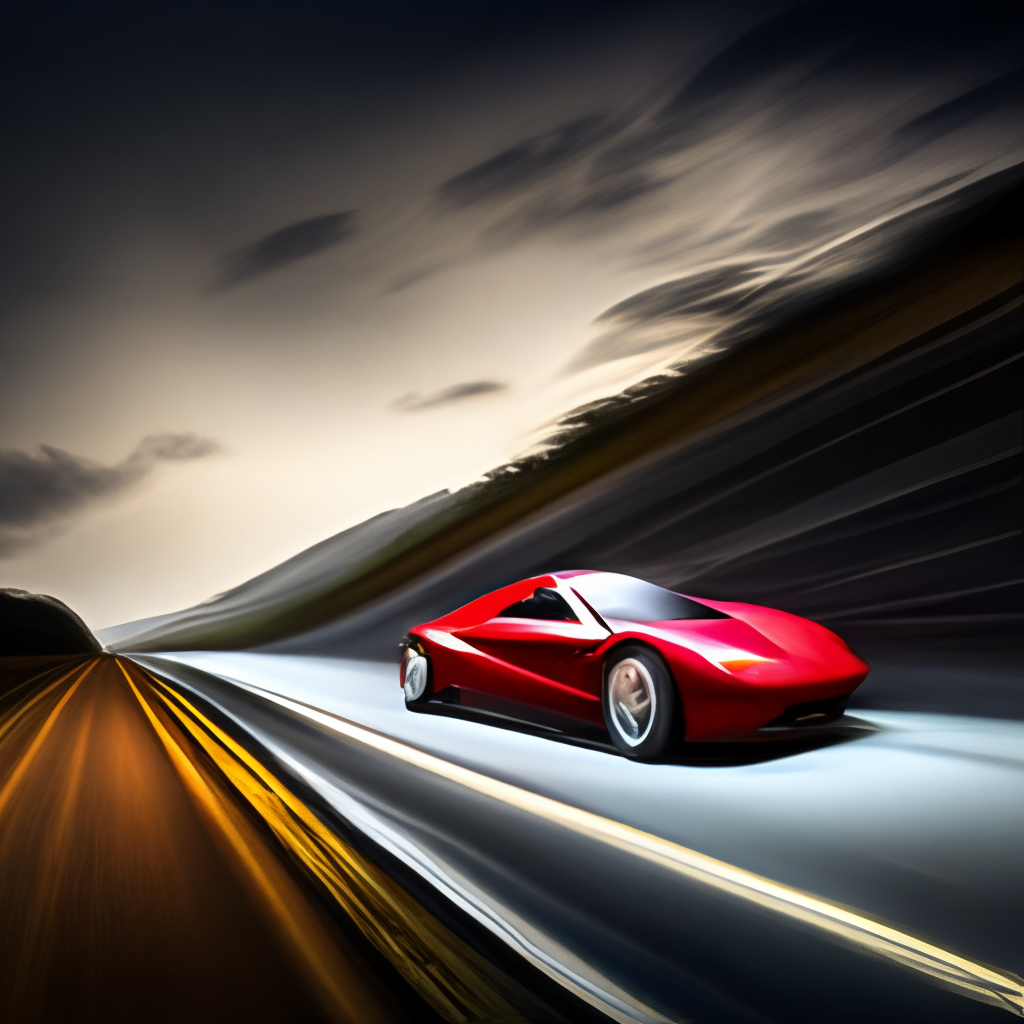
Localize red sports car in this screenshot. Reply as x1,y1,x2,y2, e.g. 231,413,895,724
399,571,869,759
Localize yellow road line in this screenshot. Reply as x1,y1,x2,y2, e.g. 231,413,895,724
115,659,379,1023
0,658,97,818
221,681,1024,1017
139,666,534,1024
0,658,95,747
0,658,81,710
31,685,98,936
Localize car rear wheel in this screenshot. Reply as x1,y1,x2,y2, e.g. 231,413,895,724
400,642,432,706
603,645,677,759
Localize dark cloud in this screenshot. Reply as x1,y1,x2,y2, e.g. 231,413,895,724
419,11,848,253
432,3,1023,245
0,433,220,556
434,111,681,245
393,381,507,411
434,8,856,215
571,174,670,212
443,172,672,259
752,211,837,249
210,212,357,292
418,115,671,277
590,10,861,181
664,6,854,113
438,116,615,207
598,265,763,324
895,65,1024,148
572,162,1024,375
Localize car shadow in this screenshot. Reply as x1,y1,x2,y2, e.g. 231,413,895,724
411,700,880,767
664,717,881,767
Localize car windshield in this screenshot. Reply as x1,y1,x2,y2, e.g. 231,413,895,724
497,587,579,622
569,573,728,622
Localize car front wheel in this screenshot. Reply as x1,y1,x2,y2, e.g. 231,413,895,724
602,645,678,759
400,642,432,706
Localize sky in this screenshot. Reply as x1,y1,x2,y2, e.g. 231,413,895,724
1,0,1022,628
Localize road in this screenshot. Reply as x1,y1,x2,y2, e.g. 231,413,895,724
2,649,1021,1022
131,651,1024,1024
0,654,552,1024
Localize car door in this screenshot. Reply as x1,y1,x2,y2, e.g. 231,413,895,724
451,586,607,727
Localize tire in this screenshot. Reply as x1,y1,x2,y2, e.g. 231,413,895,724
602,645,678,759
400,641,432,706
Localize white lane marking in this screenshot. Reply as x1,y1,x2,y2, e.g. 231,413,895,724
145,661,675,1024
272,744,675,1024
152,661,1024,1017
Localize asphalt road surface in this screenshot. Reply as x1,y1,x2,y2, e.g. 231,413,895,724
131,651,1024,1024
0,654,554,1024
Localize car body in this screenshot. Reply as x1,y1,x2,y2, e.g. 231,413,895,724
400,570,869,751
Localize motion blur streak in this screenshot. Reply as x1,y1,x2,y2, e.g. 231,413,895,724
130,662,531,1024
246,682,1024,1016
0,653,434,1023
115,658,393,1024
0,659,96,814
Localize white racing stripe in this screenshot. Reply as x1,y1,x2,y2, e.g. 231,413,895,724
161,666,1024,1018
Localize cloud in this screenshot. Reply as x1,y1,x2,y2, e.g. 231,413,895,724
210,212,357,291
892,65,1024,150
598,265,764,324
430,10,859,221
556,264,764,372
438,116,616,207
428,112,677,246
392,381,507,412
0,433,220,556
382,2,1024,372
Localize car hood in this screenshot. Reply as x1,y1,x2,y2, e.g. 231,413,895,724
611,600,866,681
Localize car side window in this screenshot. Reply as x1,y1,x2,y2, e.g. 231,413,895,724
497,587,579,622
